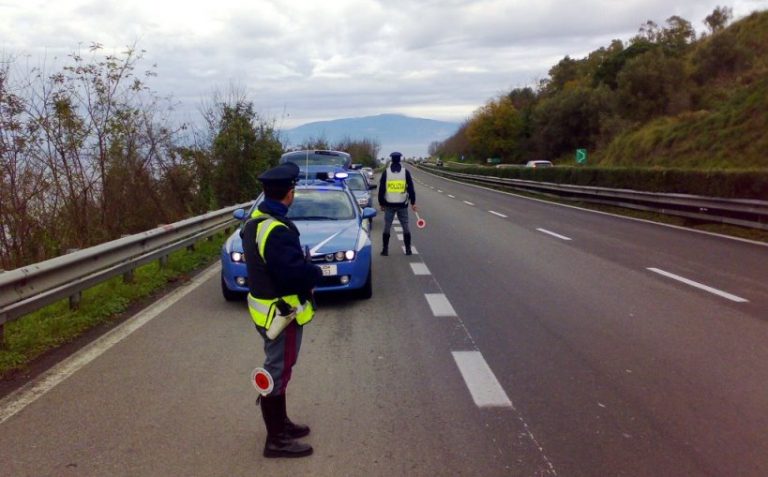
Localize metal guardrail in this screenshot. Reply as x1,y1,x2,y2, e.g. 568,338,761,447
0,202,252,341
418,165,768,231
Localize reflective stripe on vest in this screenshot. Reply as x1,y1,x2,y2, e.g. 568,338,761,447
384,166,408,204
247,293,314,329
246,210,315,328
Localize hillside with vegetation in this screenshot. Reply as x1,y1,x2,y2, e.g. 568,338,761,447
432,7,768,170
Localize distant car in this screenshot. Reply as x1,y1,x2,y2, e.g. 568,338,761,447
345,170,375,209
361,167,374,181
436,159,444,167
221,176,377,301
525,160,553,168
280,150,352,179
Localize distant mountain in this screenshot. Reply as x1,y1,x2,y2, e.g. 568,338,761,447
280,114,459,158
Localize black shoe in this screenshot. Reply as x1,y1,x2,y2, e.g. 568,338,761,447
264,435,313,458
380,249,388,256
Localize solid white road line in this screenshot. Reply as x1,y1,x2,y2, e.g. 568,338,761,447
424,293,457,317
647,268,749,303
452,351,512,408
0,264,222,425
463,201,475,206
397,233,404,241
489,210,507,218
410,263,431,275
448,194,456,199
401,245,419,254
536,228,572,241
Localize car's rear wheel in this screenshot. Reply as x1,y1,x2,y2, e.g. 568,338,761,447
357,267,372,299
221,275,245,301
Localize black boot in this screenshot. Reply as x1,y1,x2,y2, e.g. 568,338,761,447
278,393,310,439
260,395,313,458
381,233,390,256
404,233,412,255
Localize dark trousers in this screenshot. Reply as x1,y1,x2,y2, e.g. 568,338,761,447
383,206,410,235
256,320,303,396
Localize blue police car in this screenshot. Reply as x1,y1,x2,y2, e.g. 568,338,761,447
221,174,377,301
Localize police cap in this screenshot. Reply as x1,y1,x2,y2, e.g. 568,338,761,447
390,151,402,161
257,162,300,186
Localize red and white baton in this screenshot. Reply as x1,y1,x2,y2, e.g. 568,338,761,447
415,211,426,229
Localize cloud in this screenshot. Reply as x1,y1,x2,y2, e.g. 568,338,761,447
2,0,767,130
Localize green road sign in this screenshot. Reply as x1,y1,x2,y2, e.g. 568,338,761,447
576,149,587,164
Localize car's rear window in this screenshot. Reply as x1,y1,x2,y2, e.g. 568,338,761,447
287,190,356,220
345,174,367,191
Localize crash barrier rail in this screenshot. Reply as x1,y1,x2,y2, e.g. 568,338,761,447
417,165,768,231
0,202,253,344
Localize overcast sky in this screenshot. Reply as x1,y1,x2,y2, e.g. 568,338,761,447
2,0,767,130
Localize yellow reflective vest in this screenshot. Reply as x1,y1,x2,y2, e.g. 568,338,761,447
246,210,315,329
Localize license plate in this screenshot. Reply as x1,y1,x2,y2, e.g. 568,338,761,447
320,264,337,276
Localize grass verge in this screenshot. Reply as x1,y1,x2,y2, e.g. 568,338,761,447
0,233,227,379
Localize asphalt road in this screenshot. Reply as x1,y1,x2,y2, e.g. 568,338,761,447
1,166,766,476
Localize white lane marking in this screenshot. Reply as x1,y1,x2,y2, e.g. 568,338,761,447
424,293,457,317
448,194,456,199
0,264,222,425
397,233,404,241
452,351,512,408
463,201,475,206
437,189,443,193
410,263,431,275
536,228,572,241
489,210,507,218
401,245,419,254
394,227,403,233
647,268,749,303
418,166,768,248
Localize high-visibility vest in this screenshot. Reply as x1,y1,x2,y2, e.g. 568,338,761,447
384,166,408,205
245,210,315,329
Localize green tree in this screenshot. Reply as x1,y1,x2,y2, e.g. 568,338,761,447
466,96,525,162
704,6,733,34
211,101,282,206
616,49,688,121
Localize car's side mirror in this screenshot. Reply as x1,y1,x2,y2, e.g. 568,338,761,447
361,207,377,219
233,209,246,220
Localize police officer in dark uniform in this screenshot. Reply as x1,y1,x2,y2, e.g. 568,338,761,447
241,162,322,458
378,151,417,255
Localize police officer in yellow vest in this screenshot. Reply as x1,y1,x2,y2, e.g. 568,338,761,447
378,151,417,255
241,162,322,458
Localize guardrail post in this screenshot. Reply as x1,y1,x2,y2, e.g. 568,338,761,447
159,255,168,269
0,323,4,348
187,243,196,252
69,291,81,311
123,269,135,284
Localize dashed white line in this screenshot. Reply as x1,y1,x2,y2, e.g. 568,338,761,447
448,194,456,199
437,189,443,193
536,228,572,241
424,293,457,317
394,226,403,233
489,210,507,218
463,201,475,206
647,268,748,303
397,233,404,241
410,263,431,275
452,351,512,408
401,245,419,254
